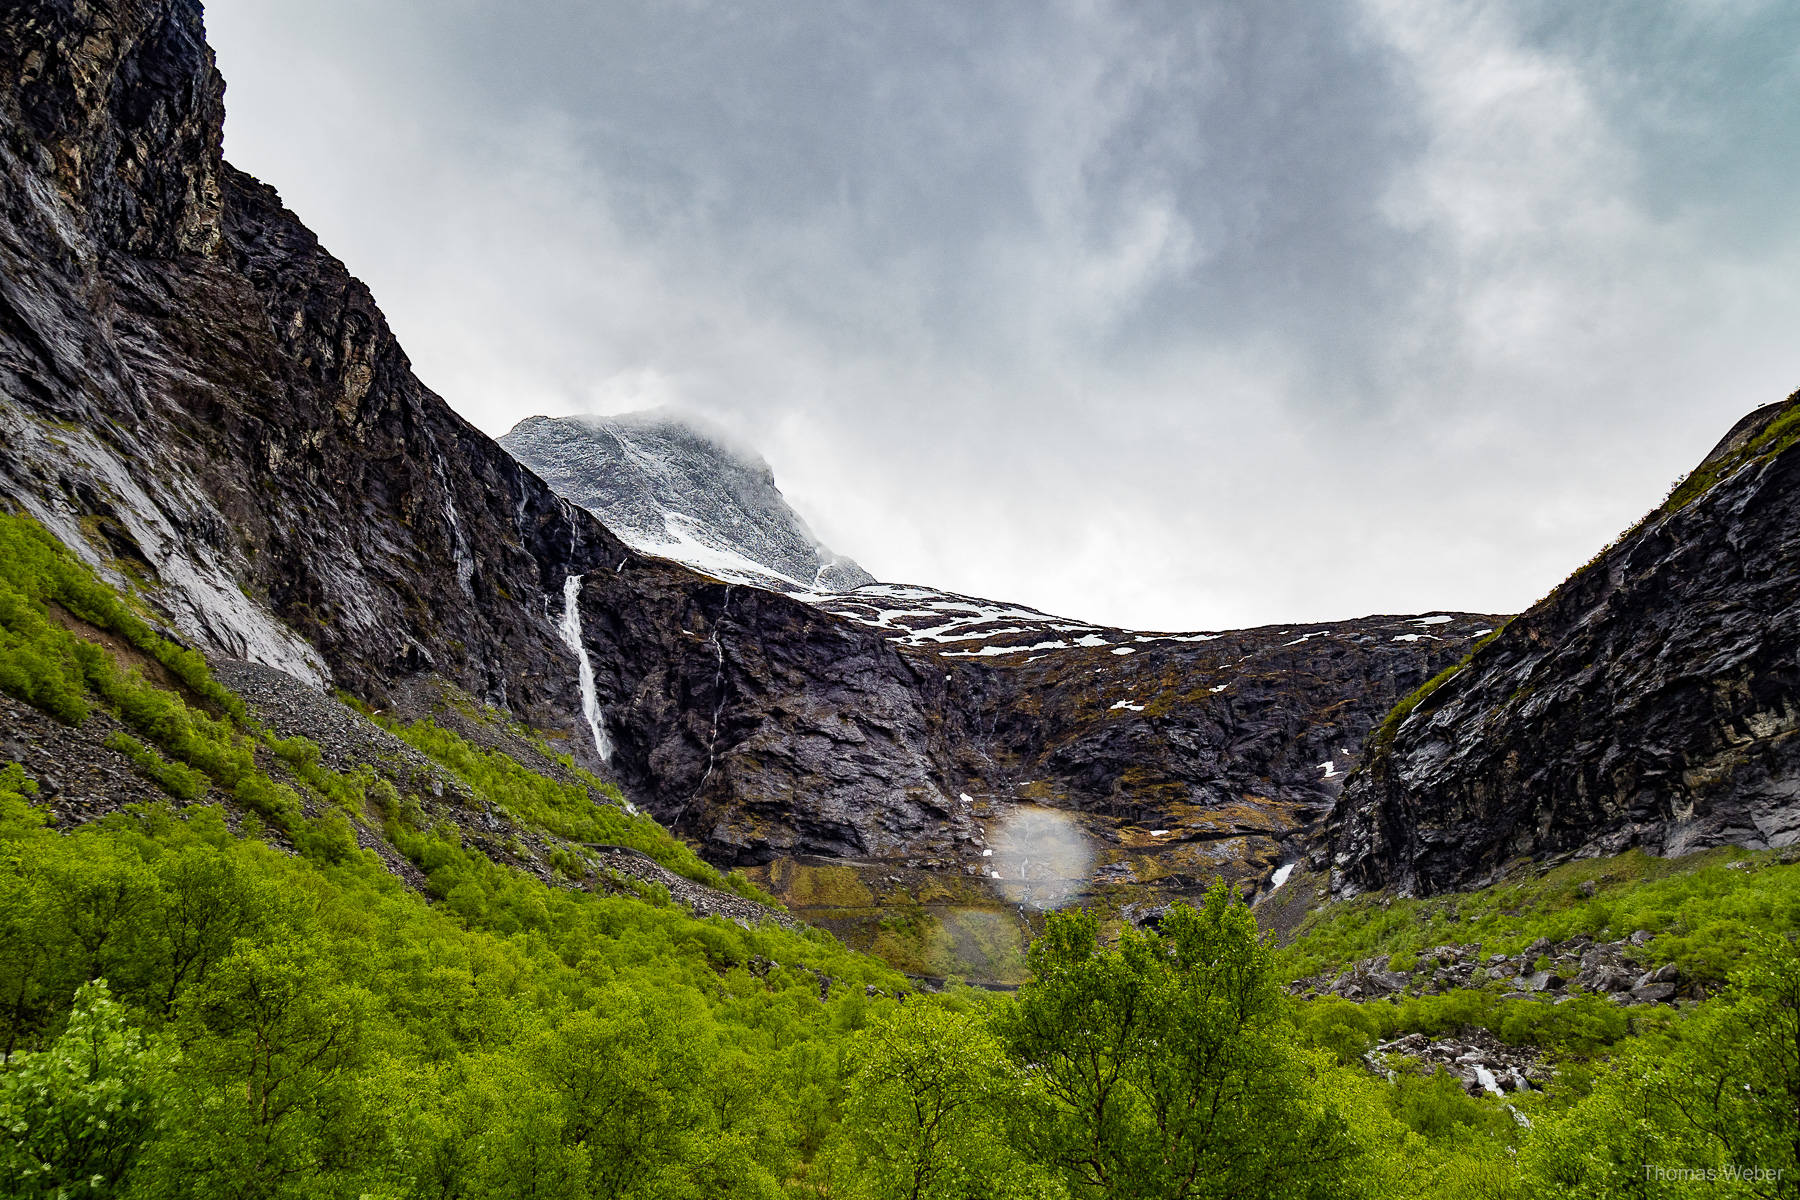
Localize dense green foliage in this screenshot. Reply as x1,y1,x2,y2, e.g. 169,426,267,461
5,507,1800,1196
0,796,901,1198
999,894,1364,1198
1527,932,1800,1193
382,716,776,903
0,514,244,725
1280,847,1800,988
5,787,1799,1197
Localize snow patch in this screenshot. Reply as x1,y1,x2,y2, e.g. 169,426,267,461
1110,646,1135,655
1414,615,1455,626
1318,761,1337,779
1109,700,1146,711
1269,863,1295,890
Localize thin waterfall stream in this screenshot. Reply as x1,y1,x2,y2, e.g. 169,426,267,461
558,574,612,763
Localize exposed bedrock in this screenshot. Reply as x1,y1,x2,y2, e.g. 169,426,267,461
0,0,1506,909
1332,396,1800,897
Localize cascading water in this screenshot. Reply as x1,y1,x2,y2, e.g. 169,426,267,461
558,574,612,763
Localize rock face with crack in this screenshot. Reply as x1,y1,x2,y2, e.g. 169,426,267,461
1332,396,1800,897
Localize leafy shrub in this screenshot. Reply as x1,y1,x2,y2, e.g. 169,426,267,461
385,718,777,905
102,733,206,802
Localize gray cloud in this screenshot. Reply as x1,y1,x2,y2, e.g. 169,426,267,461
205,0,1800,630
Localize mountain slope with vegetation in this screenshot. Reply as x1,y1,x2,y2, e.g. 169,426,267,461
1333,393,1800,897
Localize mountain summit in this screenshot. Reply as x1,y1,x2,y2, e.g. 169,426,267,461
501,411,875,593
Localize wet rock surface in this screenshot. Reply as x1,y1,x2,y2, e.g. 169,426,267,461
1334,396,1800,896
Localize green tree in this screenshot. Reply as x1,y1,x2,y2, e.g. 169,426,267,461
827,998,1057,1200
139,936,381,1199
1529,931,1800,1196
0,980,164,1199
998,885,1363,1199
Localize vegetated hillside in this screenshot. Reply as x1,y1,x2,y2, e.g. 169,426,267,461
501,409,876,593
0,0,1517,985
1332,394,1800,898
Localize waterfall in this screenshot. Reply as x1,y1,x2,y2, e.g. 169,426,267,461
558,574,612,763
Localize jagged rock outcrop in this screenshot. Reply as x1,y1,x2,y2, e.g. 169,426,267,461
1332,395,1800,896
501,410,875,594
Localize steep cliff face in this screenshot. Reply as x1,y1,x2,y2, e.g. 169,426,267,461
501,410,875,594
1332,396,1800,897
0,2,1530,977
0,0,621,738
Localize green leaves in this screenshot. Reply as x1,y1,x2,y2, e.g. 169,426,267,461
0,980,165,1199
829,999,1051,1200
1000,884,1364,1200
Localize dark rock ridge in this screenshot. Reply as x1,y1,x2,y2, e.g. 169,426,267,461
1333,395,1800,897
500,409,874,594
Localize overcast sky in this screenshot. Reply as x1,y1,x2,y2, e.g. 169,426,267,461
205,0,1800,632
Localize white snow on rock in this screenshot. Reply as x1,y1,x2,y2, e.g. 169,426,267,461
501,409,874,594
506,411,1495,670
1109,700,1146,711
1318,761,1337,778
1269,863,1296,890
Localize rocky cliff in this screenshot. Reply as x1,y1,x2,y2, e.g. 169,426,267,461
0,0,1549,981
501,409,875,594
1332,395,1800,897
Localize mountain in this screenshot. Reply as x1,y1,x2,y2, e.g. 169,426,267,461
1331,395,1800,897
12,0,1795,988
500,410,875,594
0,0,1488,982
